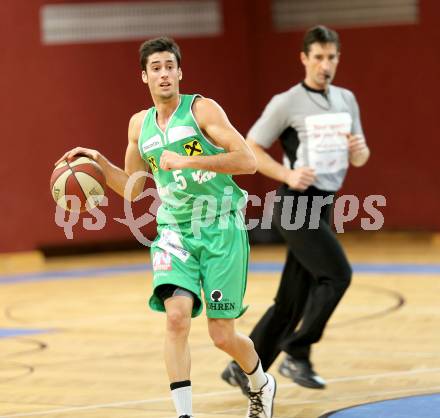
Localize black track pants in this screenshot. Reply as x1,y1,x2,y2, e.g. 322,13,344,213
249,185,352,370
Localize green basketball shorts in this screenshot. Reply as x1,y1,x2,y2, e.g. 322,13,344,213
149,211,249,318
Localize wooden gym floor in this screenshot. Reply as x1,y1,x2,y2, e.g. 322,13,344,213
1,233,439,418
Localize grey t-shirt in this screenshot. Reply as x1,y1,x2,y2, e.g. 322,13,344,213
248,82,364,192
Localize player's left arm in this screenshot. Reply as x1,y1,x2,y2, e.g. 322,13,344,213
159,98,257,174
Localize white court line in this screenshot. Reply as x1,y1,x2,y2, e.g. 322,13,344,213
1,367,440,417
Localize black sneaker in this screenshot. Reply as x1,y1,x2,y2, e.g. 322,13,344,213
178,415,192,418
278,355,326,389
220,361,250,395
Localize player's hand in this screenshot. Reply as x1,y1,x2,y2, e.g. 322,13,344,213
285,167,316,191
55,147,100,166
160,150,185,171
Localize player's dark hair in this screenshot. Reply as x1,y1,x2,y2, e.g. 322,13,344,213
303,25,340,55
139,37,181,70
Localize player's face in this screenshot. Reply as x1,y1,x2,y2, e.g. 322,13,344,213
142,51,182,100
301,42,340,90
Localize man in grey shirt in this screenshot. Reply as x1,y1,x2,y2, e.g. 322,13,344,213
222,25,370,393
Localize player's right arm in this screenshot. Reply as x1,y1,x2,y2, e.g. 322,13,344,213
101,111,148,200
55,111,148,201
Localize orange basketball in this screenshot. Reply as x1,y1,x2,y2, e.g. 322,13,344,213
50,155,106,213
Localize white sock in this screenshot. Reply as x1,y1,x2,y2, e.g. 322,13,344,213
245,359,267,392
170,381,192,417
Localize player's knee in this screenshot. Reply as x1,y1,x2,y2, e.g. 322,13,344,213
166,309,191,336
212,333,231,351
208,321,234,351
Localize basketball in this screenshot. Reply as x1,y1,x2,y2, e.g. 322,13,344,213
50,155,106,213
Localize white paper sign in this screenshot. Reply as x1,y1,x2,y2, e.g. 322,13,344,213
305,113,352,174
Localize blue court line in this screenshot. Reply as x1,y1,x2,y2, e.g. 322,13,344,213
254,263,440,274
321,393,440,418
348,263,440,274
0,262,440,285
0,328,53,338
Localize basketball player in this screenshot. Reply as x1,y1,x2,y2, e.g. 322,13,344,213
56,37,276,418
222,26,370,392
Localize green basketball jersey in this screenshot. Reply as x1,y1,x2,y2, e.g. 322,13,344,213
138,94,247,224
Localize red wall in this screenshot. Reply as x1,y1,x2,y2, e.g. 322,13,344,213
1,0,439,252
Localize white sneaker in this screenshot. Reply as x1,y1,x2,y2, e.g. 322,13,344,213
246,373,276,418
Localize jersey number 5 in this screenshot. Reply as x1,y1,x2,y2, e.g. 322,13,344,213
172,170,187,190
